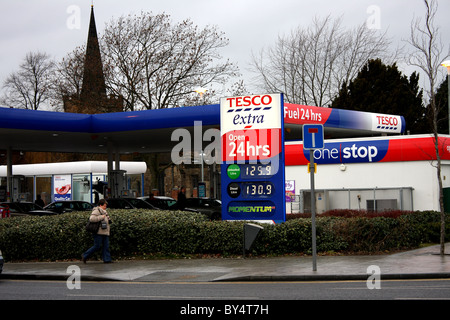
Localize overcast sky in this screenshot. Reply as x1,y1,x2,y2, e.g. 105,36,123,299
1,0,449,98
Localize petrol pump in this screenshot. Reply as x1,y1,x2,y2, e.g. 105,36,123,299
108,170,135,198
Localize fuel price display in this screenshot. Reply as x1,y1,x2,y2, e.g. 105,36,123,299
241,164,273,179
220,93,286,223
242,181,274,198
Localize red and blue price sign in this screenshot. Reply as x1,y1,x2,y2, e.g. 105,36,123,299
220,93,286,223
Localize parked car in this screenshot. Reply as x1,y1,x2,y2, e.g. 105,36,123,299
0,203,10,218
139,196,200,213
184,198,222,220
139,196,177,210
120,197,159,210
104,198,135,209
44,200,94,214
0,202,56,216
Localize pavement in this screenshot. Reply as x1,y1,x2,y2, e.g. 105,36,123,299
1,243,450,282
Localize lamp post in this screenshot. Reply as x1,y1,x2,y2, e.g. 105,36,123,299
195,87,207,98
194,87,207,182
200,151,205,182
442,60,450,134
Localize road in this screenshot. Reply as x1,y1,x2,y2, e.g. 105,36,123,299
2,278,449,318
1,278,450,301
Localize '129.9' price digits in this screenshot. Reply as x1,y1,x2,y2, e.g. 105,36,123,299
241,164,273,178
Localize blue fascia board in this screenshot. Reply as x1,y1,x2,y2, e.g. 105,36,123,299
0,107,92,132
0,105,220,134
90,104,220,133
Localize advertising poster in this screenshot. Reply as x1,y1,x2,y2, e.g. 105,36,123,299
285,180,295,202
53,175,72,201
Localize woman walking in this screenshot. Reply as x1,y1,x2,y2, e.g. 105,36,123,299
82,199,112,263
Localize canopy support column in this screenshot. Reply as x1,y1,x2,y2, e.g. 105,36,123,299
6,146,12,201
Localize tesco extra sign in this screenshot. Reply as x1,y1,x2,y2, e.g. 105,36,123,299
303,140,389,164
225,94,273,107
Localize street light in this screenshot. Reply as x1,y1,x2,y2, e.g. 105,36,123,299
194,87,207,97
194,87,207,182
442,60,450,72
442,60,450,134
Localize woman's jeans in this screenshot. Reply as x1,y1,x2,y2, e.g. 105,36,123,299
83,234,111,262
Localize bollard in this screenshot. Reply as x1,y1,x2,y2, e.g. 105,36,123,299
243,223,264,258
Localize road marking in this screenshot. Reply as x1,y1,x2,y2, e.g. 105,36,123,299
67,293,259,300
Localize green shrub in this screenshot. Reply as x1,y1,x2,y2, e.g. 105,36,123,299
0,209,448,261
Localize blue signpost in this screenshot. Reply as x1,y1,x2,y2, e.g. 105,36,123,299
303,124,324,271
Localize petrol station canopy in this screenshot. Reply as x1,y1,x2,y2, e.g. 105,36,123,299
0,103,405,155
0,161,147,177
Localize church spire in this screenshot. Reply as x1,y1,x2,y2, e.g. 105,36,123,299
64,4,123,114
80,5,106,101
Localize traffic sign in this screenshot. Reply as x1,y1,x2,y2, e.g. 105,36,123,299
303,124,324,149
302,124,324,272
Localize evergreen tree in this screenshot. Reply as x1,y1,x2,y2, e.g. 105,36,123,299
331,59,427,134
434,77,449,134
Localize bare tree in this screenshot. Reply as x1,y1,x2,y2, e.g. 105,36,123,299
101,12,239,110
52,46,86,106
1,52,54,110
408,0,450,255
250,15,396,107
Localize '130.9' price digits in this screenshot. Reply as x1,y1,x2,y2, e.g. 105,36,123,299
243,182,274,197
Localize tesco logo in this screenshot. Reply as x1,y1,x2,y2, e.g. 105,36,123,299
376,115,399,126
305,140,389,164
226,95,273,108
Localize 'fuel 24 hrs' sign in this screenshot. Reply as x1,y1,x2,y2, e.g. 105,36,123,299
220,93,286,223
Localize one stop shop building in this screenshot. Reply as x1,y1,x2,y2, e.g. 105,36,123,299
0,102,449,213
285,134,450,213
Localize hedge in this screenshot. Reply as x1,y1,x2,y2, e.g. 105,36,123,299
0,210,448,261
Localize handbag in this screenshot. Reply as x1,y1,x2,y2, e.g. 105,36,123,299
85,220,101,234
